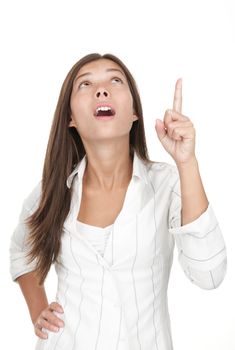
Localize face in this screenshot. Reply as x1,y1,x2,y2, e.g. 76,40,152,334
69,59,138,143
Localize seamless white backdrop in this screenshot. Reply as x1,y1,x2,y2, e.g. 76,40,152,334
1,0,234,349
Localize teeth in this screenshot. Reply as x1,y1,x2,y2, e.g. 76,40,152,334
96,106,112,113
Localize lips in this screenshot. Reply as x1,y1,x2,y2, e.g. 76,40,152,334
93,103,116,117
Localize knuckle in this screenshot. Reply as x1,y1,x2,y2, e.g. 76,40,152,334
48,311,57,321
50,324,59,331
167,122,175,130
36,318,41,327
39,319,46,327
48,323,55,330
42,318,51,328
48,307,55,315
165,109,171,115
49,315,58,325
41,310,47,318
50,301,57,307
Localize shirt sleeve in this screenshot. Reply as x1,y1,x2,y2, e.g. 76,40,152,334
9,182,41,282
167,165,227,290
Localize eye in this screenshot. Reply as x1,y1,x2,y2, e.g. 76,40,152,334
78,81,90,88
112,77,123,83
78,77,123,89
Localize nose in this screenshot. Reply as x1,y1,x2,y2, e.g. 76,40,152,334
95,88,109,98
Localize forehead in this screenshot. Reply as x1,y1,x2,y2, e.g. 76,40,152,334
75,58,125,77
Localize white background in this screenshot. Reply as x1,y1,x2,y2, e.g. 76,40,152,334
1,0,234,349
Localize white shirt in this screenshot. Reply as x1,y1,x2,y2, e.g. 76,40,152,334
9,150,227,350
76,220,113,257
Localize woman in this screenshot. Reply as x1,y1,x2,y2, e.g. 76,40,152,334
10,53,227,350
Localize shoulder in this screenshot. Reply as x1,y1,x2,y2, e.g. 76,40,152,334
146,160,180,190
22,180,42,213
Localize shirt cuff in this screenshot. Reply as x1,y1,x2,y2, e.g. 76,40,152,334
169,202,215,236
169,202,227,272
10,242,37,282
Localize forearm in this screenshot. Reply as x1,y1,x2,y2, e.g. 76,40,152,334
17,271,49,324
176,157,209,226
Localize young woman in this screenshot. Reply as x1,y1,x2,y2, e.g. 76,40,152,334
10,53,227,350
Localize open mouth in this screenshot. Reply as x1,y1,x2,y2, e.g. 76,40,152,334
94,106,116,117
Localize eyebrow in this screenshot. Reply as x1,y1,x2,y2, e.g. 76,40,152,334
74,68,126,84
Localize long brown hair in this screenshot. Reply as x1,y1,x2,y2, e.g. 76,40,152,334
25,53,155,285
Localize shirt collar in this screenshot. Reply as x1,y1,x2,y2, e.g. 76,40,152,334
66,149,149,189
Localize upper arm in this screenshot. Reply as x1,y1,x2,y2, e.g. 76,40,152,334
10,181,42,281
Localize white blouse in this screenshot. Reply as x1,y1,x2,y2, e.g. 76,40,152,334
76,220,113,257
9,150,227,350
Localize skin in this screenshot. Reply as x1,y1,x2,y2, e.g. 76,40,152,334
25,58,139,339
17,272,64,339
155,79,209,226
69,58,139,191
155,78,196,165
25,64,208,338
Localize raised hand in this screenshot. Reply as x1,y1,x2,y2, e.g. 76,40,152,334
155,79,196,165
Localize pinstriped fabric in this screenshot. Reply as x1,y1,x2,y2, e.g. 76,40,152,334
209,270,216,288
52,265,69,350
130,214,141,349
149,177,160,350
68,232,85,350
111,224,114,266
177,222,219,238
148,168,176,350
94,255,105,350
182,246,226,262
34,267,70,350
115,305,123,350
108,222,123,350
35,265,70,350
10,150,227,349
166,263,174,350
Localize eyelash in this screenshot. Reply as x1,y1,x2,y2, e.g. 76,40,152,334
78,77,123,88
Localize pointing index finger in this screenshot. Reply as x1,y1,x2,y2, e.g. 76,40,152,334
173,78,182,113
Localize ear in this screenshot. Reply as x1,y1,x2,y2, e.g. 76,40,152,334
69,118,76,128
132,114,139,122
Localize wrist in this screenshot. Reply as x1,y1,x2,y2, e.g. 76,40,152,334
176,156,198,170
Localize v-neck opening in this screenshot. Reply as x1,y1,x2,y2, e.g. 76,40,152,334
76,219,114,230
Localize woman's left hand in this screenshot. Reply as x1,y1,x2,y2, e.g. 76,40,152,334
155,79,196,165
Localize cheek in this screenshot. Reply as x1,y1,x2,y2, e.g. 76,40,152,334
70,99,86,119
119,91,134,113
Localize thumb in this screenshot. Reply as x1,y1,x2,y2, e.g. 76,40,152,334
155,119,167,141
